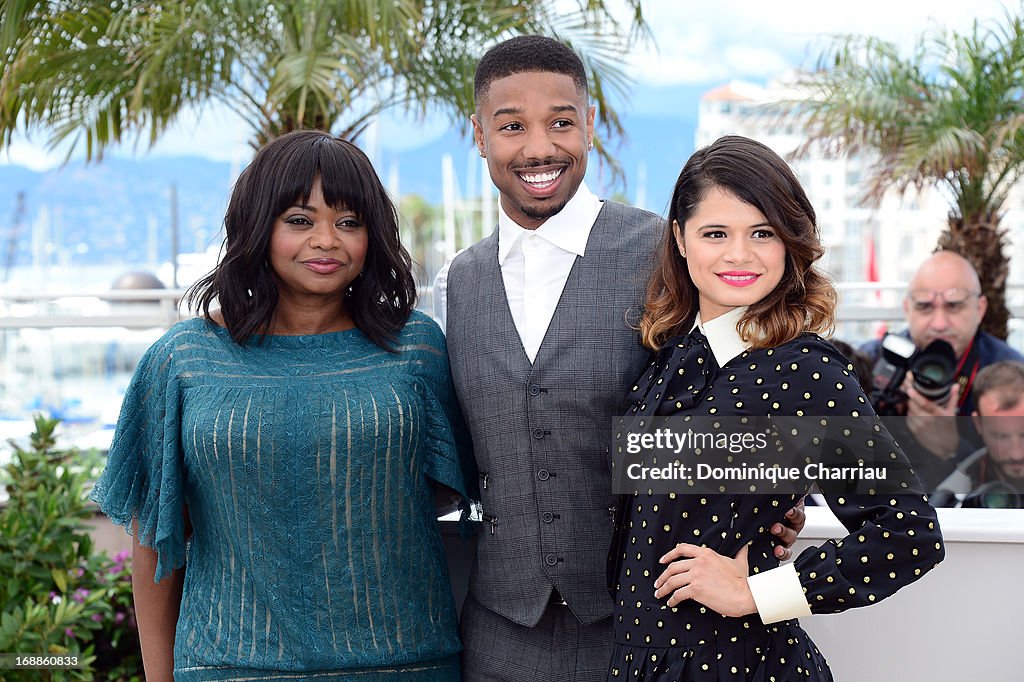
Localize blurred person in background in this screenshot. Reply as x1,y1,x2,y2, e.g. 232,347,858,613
932,360,1024,508
829,339,874,394
860,251,1023,487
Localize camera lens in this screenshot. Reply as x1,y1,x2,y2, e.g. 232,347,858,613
961,480,1022,508
915,362,948,384
909,340,957,405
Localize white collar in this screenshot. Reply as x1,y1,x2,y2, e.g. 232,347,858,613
497,182,601,264
691,306,751,367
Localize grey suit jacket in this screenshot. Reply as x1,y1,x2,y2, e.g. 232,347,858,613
446,200,662,626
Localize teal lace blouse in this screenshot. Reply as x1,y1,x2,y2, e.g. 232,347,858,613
91,311,473,680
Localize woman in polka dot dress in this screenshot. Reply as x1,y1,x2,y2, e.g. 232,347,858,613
606,135,944,681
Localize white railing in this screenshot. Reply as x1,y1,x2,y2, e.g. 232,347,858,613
0,289,184,329
0,286,439,329
3,283,1024,333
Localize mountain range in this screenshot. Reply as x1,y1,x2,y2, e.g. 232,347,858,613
0,102,701,275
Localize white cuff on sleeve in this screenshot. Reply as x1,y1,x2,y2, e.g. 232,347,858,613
746,563,812,624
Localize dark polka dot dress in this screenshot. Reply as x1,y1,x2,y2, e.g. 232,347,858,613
607,328,945,681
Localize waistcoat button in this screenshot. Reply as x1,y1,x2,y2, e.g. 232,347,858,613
528,384,541,396
544,554,558,566
537,469,550,481
532,428,545,439
541,512,554,523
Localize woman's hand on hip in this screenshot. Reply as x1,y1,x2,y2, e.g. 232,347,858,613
653,543,757,618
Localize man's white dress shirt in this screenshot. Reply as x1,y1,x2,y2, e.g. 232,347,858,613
432,182,602,363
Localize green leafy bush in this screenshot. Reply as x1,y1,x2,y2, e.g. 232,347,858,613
0,416,142,681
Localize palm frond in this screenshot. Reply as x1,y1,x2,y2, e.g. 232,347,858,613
785,7,1024,339
0,0,648,177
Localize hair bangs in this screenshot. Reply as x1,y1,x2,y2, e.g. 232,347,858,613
314,139,386,222
268,147,315,213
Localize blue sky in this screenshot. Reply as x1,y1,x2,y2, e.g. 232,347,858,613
0,0,1017,171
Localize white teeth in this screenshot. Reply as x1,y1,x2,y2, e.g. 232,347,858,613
721,274,757,281
519,169,562,184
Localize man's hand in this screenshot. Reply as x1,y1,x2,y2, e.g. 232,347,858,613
433,483,462,516
770,497,805,561
904,372,960,459
653,543,756,617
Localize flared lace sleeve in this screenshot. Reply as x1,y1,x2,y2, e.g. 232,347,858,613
417,321,477,501
409,312,479,506
90,331,187,582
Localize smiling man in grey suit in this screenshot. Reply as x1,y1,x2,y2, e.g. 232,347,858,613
434,36,803,681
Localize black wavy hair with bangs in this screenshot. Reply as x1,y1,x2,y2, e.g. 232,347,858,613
185,130,416,349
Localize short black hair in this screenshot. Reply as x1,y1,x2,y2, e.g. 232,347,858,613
186,130,416,350
474,35,588,106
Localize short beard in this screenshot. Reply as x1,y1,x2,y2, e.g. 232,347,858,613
519,197,571,221
996,471,1024,492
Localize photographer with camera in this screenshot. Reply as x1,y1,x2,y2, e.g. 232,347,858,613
861,251,1023,488
931,361,1024,508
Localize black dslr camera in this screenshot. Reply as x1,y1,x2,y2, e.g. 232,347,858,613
961,480,1022,508
869,334,958,416
930,480,1023,508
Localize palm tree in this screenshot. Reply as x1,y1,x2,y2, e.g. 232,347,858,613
0,0,647,182
786,10,1024,338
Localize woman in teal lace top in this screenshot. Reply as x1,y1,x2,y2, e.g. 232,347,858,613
91,131,475,681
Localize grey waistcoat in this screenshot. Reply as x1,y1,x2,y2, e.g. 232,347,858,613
446,200,663,626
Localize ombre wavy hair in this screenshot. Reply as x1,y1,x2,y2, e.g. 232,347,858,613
640,135,836,351
186,130,416,349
